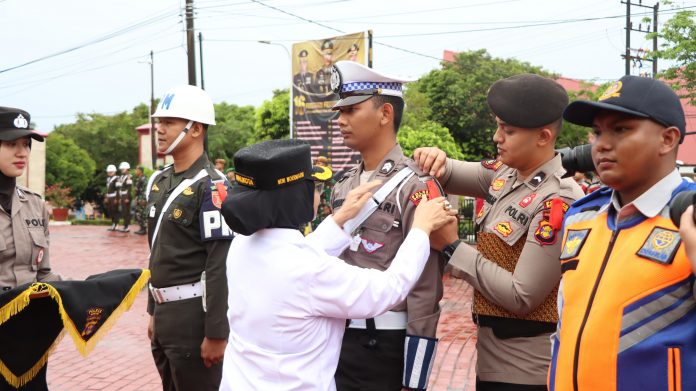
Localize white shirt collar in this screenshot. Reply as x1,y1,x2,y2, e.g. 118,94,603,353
609,169,682,218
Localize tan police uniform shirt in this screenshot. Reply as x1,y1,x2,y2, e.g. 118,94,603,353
0,186,61,290
331,144,445,338
439,154,584,385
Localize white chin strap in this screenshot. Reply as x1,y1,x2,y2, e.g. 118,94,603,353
163,120,194,155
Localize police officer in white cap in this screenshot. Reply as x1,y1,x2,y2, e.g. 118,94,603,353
116,161,133,232
329,61,450,390
145,85,233,391
104,164,120,231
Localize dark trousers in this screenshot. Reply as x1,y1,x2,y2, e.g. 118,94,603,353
476,378,548,391
335,328,406,391
151,299,222,391
107,198,120,225
0,366,48,391
120,199,131,226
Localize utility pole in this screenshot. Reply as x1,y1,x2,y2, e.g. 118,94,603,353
199,32,205,90
185,0,197,86
149,50,157,169
621,0,659,77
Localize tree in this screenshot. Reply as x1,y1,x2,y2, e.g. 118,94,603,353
413,49,555,160
45,133,96,197
51,103,149,201
557,80,613,148
398,121,464,161
651,8,696,105
209,102,256,162
253,89,290,142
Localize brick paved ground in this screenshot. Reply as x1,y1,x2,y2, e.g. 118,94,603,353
43,225,477,391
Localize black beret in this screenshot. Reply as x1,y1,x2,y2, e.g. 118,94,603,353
233,139,331,190
0,106,44,142
487,74,569,129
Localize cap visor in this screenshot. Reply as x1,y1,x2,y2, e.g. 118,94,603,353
563,100,650,127
311,165,333,181
331,95,373,110
0,128,44,142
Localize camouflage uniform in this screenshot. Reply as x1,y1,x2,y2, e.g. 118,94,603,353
134,173,148,234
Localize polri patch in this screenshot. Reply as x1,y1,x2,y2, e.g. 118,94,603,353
637,227,681,265
476,206,485,219
361,238,384,253
380,160,395,174
494,221,513,237
560,229,591,260
481,159,503,171
534,220,556,246
491,178,506,191
410,189,430,205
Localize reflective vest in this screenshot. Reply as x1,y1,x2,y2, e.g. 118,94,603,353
549,183,696,391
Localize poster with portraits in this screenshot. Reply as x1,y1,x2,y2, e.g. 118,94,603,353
291,31,370,174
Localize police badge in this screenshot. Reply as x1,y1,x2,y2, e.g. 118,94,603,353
330,65,342,93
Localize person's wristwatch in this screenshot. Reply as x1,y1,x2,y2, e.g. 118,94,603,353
441,239,463,263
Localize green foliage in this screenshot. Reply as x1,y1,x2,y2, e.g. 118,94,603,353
51,103,148,202
398,121,464,160
209,102,256,162
650,9,696,105
254,89,290,141
414,49,554,160
45,133,96,197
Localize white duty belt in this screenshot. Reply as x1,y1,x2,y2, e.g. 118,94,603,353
348,311,408,330
149,281,203,304
342,167,414,235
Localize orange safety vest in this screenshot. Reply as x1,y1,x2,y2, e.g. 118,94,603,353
549,184,696,391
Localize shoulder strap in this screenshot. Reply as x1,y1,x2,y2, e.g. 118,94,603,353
150,169,208,249
342,167,414,235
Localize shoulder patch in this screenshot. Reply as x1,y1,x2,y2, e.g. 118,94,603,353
529,172,546,187
636,227,681,265
560,229,591,260
534,220,557,246
410,189,430,205
481,159,503,171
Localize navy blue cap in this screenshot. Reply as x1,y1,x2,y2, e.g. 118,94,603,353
563,76,686,143
0,106,44,142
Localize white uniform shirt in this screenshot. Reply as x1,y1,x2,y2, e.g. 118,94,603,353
220,216,430,391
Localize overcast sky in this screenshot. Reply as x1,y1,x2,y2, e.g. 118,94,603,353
1,0,693,132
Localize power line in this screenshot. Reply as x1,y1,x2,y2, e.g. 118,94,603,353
247,0,441,60
0,6,179,75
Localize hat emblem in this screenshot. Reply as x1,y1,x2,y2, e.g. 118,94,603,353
599,81,622,101
13,114,28,129
330,65,342,93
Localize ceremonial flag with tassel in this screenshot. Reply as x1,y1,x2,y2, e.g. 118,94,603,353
0,268,150,389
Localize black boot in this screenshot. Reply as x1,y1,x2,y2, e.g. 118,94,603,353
119,225,130,233
134,226,147,235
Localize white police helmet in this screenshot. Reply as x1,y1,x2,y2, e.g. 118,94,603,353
106,164,117,173
151,85,216,125
119,161,130,170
